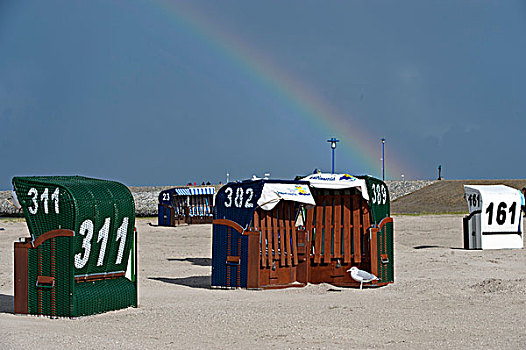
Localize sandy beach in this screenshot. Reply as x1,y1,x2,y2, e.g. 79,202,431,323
1,215,525,349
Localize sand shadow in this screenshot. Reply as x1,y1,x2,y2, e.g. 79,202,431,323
413,245,463,250
166,258,211,266
148,223,187,227
413,245,447,249
0,294,14,314
149,276,211,289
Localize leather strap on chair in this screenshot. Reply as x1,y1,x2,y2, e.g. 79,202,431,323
36,276,55,288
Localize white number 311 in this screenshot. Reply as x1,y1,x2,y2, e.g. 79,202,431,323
27,187,60,215
74,217,129,269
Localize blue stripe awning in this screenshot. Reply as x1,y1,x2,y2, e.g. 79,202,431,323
174,188,191,196
172,187,215,196
189,187,215,195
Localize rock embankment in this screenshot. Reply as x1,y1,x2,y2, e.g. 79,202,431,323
385,180,437,201
1,181,433,217
128,186,177,217
0,191,18,217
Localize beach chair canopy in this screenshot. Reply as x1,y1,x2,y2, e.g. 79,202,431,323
215,179,315,228
159,186,215,203
300,173,369,201
464,184,523,234
256,182,315,210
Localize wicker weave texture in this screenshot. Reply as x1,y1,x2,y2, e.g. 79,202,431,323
27,236,73,317
74,278,137,316
13,176,137,317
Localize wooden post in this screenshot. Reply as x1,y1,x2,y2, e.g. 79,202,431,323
323,195,333,264
246,231,260,289
314,204,323,264
14,240,30,314
333,195,342,259
352,196,361,263
343,196,351,264
369,228,378,278
290,204,298,266
284,203,292,267
271,211,279,270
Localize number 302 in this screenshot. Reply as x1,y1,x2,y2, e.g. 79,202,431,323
224,187,254,208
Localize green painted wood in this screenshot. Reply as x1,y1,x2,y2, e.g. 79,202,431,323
358,176,394,283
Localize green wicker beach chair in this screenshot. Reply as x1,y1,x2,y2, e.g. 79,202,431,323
13,176,137,317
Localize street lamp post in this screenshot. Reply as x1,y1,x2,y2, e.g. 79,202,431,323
381,138,386,181
327,138,339,174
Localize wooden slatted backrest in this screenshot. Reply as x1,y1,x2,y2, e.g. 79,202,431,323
361,201,371,260
288,203,299,266
352,195,362,263
307,189,372,265
254,201,299,268
255,209,271,268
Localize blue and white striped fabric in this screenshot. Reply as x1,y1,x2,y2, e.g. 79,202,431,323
189,187,215,196
174,188,191,196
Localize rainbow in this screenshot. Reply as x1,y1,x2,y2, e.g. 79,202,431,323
137,1,416,179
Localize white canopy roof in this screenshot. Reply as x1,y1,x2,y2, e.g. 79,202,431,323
464,184,522,213
464,184,519,197
301,173,369,201
256,183,316,211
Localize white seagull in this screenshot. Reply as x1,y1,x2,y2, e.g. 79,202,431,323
347,267,379,289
